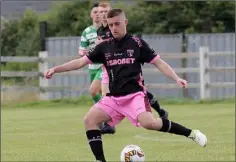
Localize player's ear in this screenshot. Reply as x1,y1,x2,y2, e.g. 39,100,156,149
125,19,128,26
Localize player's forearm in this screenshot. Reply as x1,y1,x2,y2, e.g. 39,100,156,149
102,83,109,96
54,59,82,73
155,59,180,82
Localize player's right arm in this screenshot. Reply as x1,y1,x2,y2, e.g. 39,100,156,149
95,36,105,45
44,44,105,79
79,30,89,56
44,56,90,79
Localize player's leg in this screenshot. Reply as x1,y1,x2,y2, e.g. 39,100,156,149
95,70,115,134
84,106,109,162
138,112,207,147
88,69,115,135
89,79,102,102
89,69,102,103
84,96,124,162
122,92,207,147
146,91,168,118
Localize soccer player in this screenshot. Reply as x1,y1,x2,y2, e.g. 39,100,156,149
96,1,165,136
44,9,207,162
95,2,168,135
97,2,168,116
78,3,115,135
95,2,113,98
96,3,113,44
78,3,102,103
95,2,116,135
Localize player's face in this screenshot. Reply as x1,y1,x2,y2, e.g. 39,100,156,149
90,7,100,22
107,15,128,39
99,6,110,22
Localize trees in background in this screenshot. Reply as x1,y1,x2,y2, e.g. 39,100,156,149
1,0,235,58
136,1,235,34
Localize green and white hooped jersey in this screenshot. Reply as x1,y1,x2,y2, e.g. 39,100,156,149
79,25,100,69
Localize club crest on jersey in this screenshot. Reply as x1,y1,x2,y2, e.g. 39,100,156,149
127,49,134,57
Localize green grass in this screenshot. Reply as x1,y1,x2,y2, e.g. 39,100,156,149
2,102,235,161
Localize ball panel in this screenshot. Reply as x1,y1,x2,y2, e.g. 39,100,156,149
120,144,145,162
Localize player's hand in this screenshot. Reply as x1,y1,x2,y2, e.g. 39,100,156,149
44,68,55,79
95,38,104,45
176,78,187,88
79,50,88,56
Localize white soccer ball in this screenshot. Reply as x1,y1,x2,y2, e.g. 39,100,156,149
120,144,145,162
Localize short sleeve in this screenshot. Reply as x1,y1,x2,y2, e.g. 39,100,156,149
86,44,104,64
79,30,89,50
139,39,160,64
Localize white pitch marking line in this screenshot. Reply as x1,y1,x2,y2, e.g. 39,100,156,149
134,134,188,143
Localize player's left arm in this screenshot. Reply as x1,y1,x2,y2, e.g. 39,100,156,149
139,39,187,88
152,58,181,83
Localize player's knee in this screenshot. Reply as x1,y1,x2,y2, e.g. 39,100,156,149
89,86,99,97
83,115,98,128
140,119,162,130
83,115,90,126
102,92,107,97
140,120,156,130
141,122,155,130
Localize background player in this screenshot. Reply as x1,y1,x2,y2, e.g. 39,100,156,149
95,2,116,135
78,3,115,135
79,3,103,103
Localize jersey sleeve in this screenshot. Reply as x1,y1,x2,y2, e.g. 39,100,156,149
79,30,89,50
139,39,160,64
86,43,104,64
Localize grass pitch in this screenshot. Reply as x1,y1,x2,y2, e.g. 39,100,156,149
2,101,235,161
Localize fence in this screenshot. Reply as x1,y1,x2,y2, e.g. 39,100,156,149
186,33,235,99
42,33,235,99
1,46,235,101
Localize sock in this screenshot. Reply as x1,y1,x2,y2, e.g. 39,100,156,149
86,130,106,162
159,118,192,137
92,94,102,103
146,91,164,115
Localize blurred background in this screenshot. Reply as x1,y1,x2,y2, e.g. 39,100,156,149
1,0,235,103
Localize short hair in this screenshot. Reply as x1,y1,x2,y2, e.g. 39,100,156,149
98,2,111,8
107,9,124,18
91,3,99,10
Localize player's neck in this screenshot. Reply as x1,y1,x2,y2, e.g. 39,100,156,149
102,21,108,27
115,33,127,41
93,22,101,29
